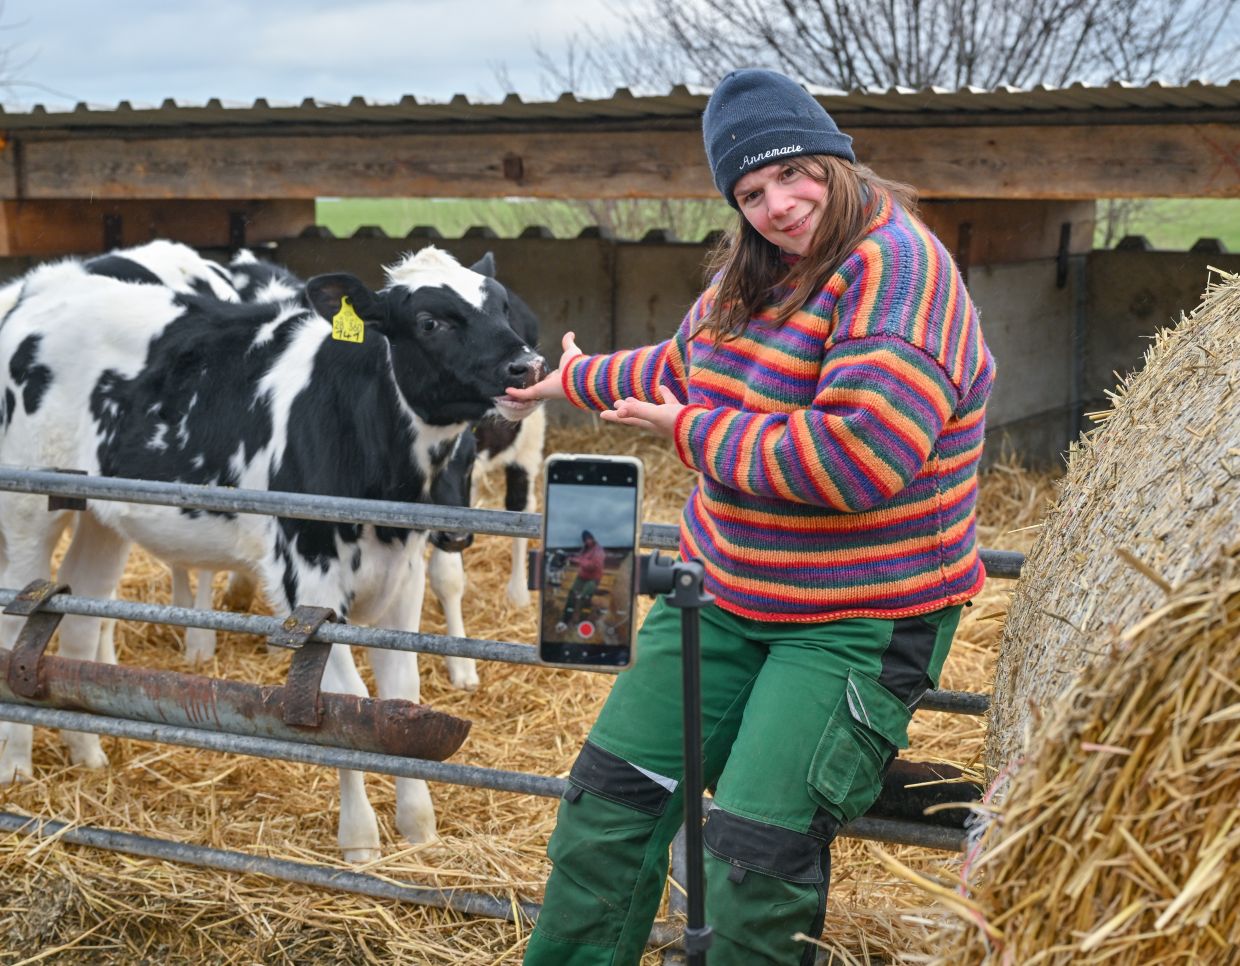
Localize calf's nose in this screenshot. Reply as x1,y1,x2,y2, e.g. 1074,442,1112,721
508,351,548,388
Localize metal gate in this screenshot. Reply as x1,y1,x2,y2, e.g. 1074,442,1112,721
0,466,1023,952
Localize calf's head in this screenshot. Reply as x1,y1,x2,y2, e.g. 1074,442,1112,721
305,247,546,426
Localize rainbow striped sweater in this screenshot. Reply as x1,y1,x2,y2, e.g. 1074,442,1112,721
563,195,995,622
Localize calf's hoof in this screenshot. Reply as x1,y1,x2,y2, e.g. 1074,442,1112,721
397,814,438,846
66,734,109,770
342,846,382,864
396,791,438,845
506,580,531,609
446,661,480,692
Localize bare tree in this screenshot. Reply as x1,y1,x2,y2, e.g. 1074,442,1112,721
537,0,1240,96
0,2,79,109
1095,199,1149,249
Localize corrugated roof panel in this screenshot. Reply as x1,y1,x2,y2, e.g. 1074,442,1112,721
1,80,1239,131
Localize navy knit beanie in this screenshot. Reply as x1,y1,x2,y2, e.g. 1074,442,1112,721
703,69,855,208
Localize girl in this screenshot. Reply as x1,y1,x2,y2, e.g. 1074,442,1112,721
510,67,994,966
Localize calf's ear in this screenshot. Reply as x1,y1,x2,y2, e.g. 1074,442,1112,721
305,274,383,323
470,252,497,278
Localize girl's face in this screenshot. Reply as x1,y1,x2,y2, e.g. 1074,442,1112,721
733,161,829,256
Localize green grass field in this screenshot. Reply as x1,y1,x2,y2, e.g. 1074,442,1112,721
315,197,734,242
316,197,1240,251
1101,198,1240,250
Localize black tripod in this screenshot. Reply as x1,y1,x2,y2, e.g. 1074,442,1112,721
639,551,714,965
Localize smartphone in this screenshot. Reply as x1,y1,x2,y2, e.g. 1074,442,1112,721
538,453,643,671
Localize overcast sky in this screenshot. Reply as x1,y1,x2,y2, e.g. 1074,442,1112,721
545,483,637,549
0,0,626,110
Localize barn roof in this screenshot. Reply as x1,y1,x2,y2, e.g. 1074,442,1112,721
3,79,1240,131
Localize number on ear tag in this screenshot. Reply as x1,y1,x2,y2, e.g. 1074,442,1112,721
332,296,365,343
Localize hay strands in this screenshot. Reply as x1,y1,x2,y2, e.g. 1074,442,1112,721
920,551,1240,963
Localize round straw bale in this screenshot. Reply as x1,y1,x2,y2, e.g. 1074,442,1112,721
987,268,1240,773
924,543,1240,963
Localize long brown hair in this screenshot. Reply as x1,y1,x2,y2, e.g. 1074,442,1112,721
699,156,918,346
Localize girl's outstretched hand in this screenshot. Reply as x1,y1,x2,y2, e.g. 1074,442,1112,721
600,386,685,440
506,331,584,402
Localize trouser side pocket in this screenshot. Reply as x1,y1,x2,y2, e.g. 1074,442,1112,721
806,670,912,824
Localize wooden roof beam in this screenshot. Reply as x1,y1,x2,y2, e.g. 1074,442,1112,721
1,122,1237,201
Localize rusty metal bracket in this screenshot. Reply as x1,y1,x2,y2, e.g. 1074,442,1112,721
47,467,87,511
271,605,338,728
3,579,70,699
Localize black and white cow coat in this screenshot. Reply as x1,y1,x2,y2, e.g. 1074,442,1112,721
0,246,544,861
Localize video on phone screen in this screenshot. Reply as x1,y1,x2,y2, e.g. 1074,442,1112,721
542,483,637,648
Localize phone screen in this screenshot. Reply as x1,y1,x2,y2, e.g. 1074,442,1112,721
538,455,641,670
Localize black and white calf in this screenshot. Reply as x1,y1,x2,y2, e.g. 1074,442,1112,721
0,246,544,861
425,253,545,690
158,249,544,691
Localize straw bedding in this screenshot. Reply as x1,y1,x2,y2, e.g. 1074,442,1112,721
882,270,1240,963
0,420,1057,965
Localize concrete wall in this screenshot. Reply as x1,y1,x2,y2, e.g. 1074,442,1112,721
2,238,1232,468
1083,250,1240,411
963,257,1081,465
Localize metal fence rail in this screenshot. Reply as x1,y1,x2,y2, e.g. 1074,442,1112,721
0,466,1025,578
0,702,967,852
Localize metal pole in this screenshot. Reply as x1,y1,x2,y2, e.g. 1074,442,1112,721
659,560,715,965
0,811,686,949
0,701,969,860
680,603,710,965
0,466,540,539
0,702,563,797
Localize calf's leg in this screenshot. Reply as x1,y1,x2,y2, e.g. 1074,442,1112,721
367,553,437,845
319,640,383,863
51,513,132,769
0,503,68,783
183,570,217,666
503,405,544,608
428,546,478,691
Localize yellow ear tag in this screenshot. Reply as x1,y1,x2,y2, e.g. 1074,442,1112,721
331,296,365,343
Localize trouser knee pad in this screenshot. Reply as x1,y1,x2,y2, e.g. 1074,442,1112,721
703,807,839,966
532,742,678,954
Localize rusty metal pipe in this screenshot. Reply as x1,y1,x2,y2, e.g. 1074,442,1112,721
0,652,469,762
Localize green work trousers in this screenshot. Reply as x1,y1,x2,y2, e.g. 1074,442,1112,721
562,576,600,624
524,596,961,966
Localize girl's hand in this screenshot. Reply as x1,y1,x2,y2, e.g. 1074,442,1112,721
600,386,684,439
506,331,584,402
